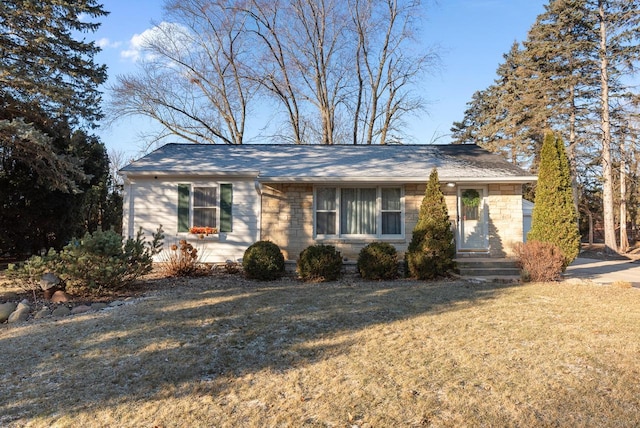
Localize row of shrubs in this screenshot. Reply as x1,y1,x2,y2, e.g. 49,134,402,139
243,239,569,283
242,241,401,282
7,229,566,299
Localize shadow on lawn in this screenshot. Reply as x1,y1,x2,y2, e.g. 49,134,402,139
0,277,515,423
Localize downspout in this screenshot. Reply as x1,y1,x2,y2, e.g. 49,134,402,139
120,172,135,239
254,178,263,241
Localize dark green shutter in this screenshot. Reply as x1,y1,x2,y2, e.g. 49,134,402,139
220,183,233,232
177,184,190,233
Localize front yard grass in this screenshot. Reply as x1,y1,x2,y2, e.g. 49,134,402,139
1,276,639,427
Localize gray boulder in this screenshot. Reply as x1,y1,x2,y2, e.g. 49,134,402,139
40,272,61,291
34,308,50,319
52,306,71,318
70,305,91,315
8,303,30,323
0,302,17,323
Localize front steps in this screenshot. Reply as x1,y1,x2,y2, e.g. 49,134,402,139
456,257,521,281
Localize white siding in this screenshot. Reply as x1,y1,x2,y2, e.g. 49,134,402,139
122,177,260,263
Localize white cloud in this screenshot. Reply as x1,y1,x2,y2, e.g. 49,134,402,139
120,22,190,62
96,37,122,49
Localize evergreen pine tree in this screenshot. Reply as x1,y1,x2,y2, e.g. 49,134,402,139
406,169,455,280
528,131,581,267
0,0,110,254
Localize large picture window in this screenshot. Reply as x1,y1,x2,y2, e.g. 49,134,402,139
315,186,403,237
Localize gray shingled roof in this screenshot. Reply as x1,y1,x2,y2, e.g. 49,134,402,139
120,143,536,183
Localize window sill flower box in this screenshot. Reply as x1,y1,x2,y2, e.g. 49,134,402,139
189,226,218,240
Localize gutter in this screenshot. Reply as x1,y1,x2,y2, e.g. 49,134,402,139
256,175,538,184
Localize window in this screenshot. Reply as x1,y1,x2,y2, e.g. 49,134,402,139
177,183,233,233
316,188,337,235
381,188,402,234
341,188,377,234
193,187,217,228
315,186,403,237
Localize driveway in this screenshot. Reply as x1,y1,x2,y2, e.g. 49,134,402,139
564,257,640,286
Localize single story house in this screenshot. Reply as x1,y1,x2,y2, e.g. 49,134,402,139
119,143,537,263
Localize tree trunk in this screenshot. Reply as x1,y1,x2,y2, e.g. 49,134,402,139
620,137,629,252
567,84,580,218
599,1,618,254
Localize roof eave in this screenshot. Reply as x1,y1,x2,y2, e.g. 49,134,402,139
119,170,260,179
257,175,538,184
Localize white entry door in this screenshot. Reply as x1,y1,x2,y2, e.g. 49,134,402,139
458,188,488,251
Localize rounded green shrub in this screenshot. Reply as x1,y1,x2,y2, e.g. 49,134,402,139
242,241,285,281
357,242,398,280
297,244,342,282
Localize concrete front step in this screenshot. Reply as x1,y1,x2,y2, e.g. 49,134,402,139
458,267,522,277
456,258,521,278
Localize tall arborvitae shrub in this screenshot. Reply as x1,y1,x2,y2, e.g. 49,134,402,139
527,131,580,268
406,168,456,279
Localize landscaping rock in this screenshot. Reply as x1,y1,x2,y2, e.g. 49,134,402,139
109,300,124,307
70,305,91,315
16,301,30,311
51,306,71,318
40,273,61,291
0,302,17,323
33,308,50,319
51,290,71,303
7,304,30,323
0,291,18,301
91,302,108,311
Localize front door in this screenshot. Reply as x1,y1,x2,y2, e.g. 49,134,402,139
458,188,488,251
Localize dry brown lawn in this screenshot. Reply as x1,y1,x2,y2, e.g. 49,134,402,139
1,275,639,427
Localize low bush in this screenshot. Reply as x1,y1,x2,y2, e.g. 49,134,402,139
357,242,398,280
515,240,565,282
7,226,164,295
60,227,164,294
242,241,285,280
221,261,241,275
297,244,342,282
6,248,60,292
161,240,209,277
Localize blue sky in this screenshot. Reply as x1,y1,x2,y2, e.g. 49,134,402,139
92,0,548,159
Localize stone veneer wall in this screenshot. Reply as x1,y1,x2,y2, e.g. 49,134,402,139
486,183,524,257
260,183,315,260
260,182,523,260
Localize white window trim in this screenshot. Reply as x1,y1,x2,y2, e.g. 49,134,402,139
178,182,221,235
314,185,405,239
192,186,218,228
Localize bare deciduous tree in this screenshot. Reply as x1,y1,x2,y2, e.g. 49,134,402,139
111,1,255,145
350,0,436,145
110,0,437,146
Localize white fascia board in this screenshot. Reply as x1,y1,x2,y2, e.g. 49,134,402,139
122,170,260,180
443,176,538,183
257,175,538,184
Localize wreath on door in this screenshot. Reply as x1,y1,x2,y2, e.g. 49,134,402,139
461,189,481,207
